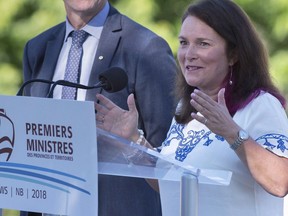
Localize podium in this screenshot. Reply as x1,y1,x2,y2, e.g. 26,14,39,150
0,95,98,216
97,128,232,216
0,95,232,216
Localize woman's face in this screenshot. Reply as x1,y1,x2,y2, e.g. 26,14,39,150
177,15,230,95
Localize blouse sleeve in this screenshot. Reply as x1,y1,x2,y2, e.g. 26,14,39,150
234,92,288,158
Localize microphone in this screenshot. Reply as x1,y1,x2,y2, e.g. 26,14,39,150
17,67,128,97
98,67,128,93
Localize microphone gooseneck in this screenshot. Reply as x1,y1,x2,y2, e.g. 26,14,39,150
16,79,55,96
17,67,128,97
46,80,106,98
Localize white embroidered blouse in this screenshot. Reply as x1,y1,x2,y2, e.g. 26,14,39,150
159,92,288,216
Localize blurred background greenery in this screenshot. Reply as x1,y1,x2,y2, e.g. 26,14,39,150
0,0,287,98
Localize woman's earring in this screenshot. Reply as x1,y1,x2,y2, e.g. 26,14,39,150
229,66,233,85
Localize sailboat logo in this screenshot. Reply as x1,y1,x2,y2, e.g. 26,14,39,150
0,109,15,161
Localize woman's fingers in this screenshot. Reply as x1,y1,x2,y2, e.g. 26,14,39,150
127,94,137,113
191,89,216,113
191,112,208,125
217,88,226,107
96,93,117,110
94,93,139,139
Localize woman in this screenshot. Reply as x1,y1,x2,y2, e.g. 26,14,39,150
95,0,288,215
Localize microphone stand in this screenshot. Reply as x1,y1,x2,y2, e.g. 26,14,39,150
16,79,54,96
17,67,128,97
46,80,106,98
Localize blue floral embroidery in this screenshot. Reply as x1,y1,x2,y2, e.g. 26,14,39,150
163,123,184,147
163,123,225,162
255,133,288,153
215,135,225,141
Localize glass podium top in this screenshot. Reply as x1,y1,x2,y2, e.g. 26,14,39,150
97,128,232,185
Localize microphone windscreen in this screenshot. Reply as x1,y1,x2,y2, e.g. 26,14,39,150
99,67,128,93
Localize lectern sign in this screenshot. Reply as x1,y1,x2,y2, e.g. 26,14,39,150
0,95,98,216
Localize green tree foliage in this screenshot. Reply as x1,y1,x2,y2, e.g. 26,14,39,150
0,0,65,95
0,0,287,99
237,0,288,96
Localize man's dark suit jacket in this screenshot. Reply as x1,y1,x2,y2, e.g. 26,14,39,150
22,5,177,216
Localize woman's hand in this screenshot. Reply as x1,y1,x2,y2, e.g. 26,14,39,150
190,88,240,143
95,93,139,141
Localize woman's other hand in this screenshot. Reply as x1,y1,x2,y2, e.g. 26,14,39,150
95,93,139,141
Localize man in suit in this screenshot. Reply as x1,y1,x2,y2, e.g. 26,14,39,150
22,0,176,215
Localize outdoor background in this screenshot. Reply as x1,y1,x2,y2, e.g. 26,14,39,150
0,0,287,215
0,0,288,98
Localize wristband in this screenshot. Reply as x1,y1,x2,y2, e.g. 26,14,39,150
136,129,145,145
